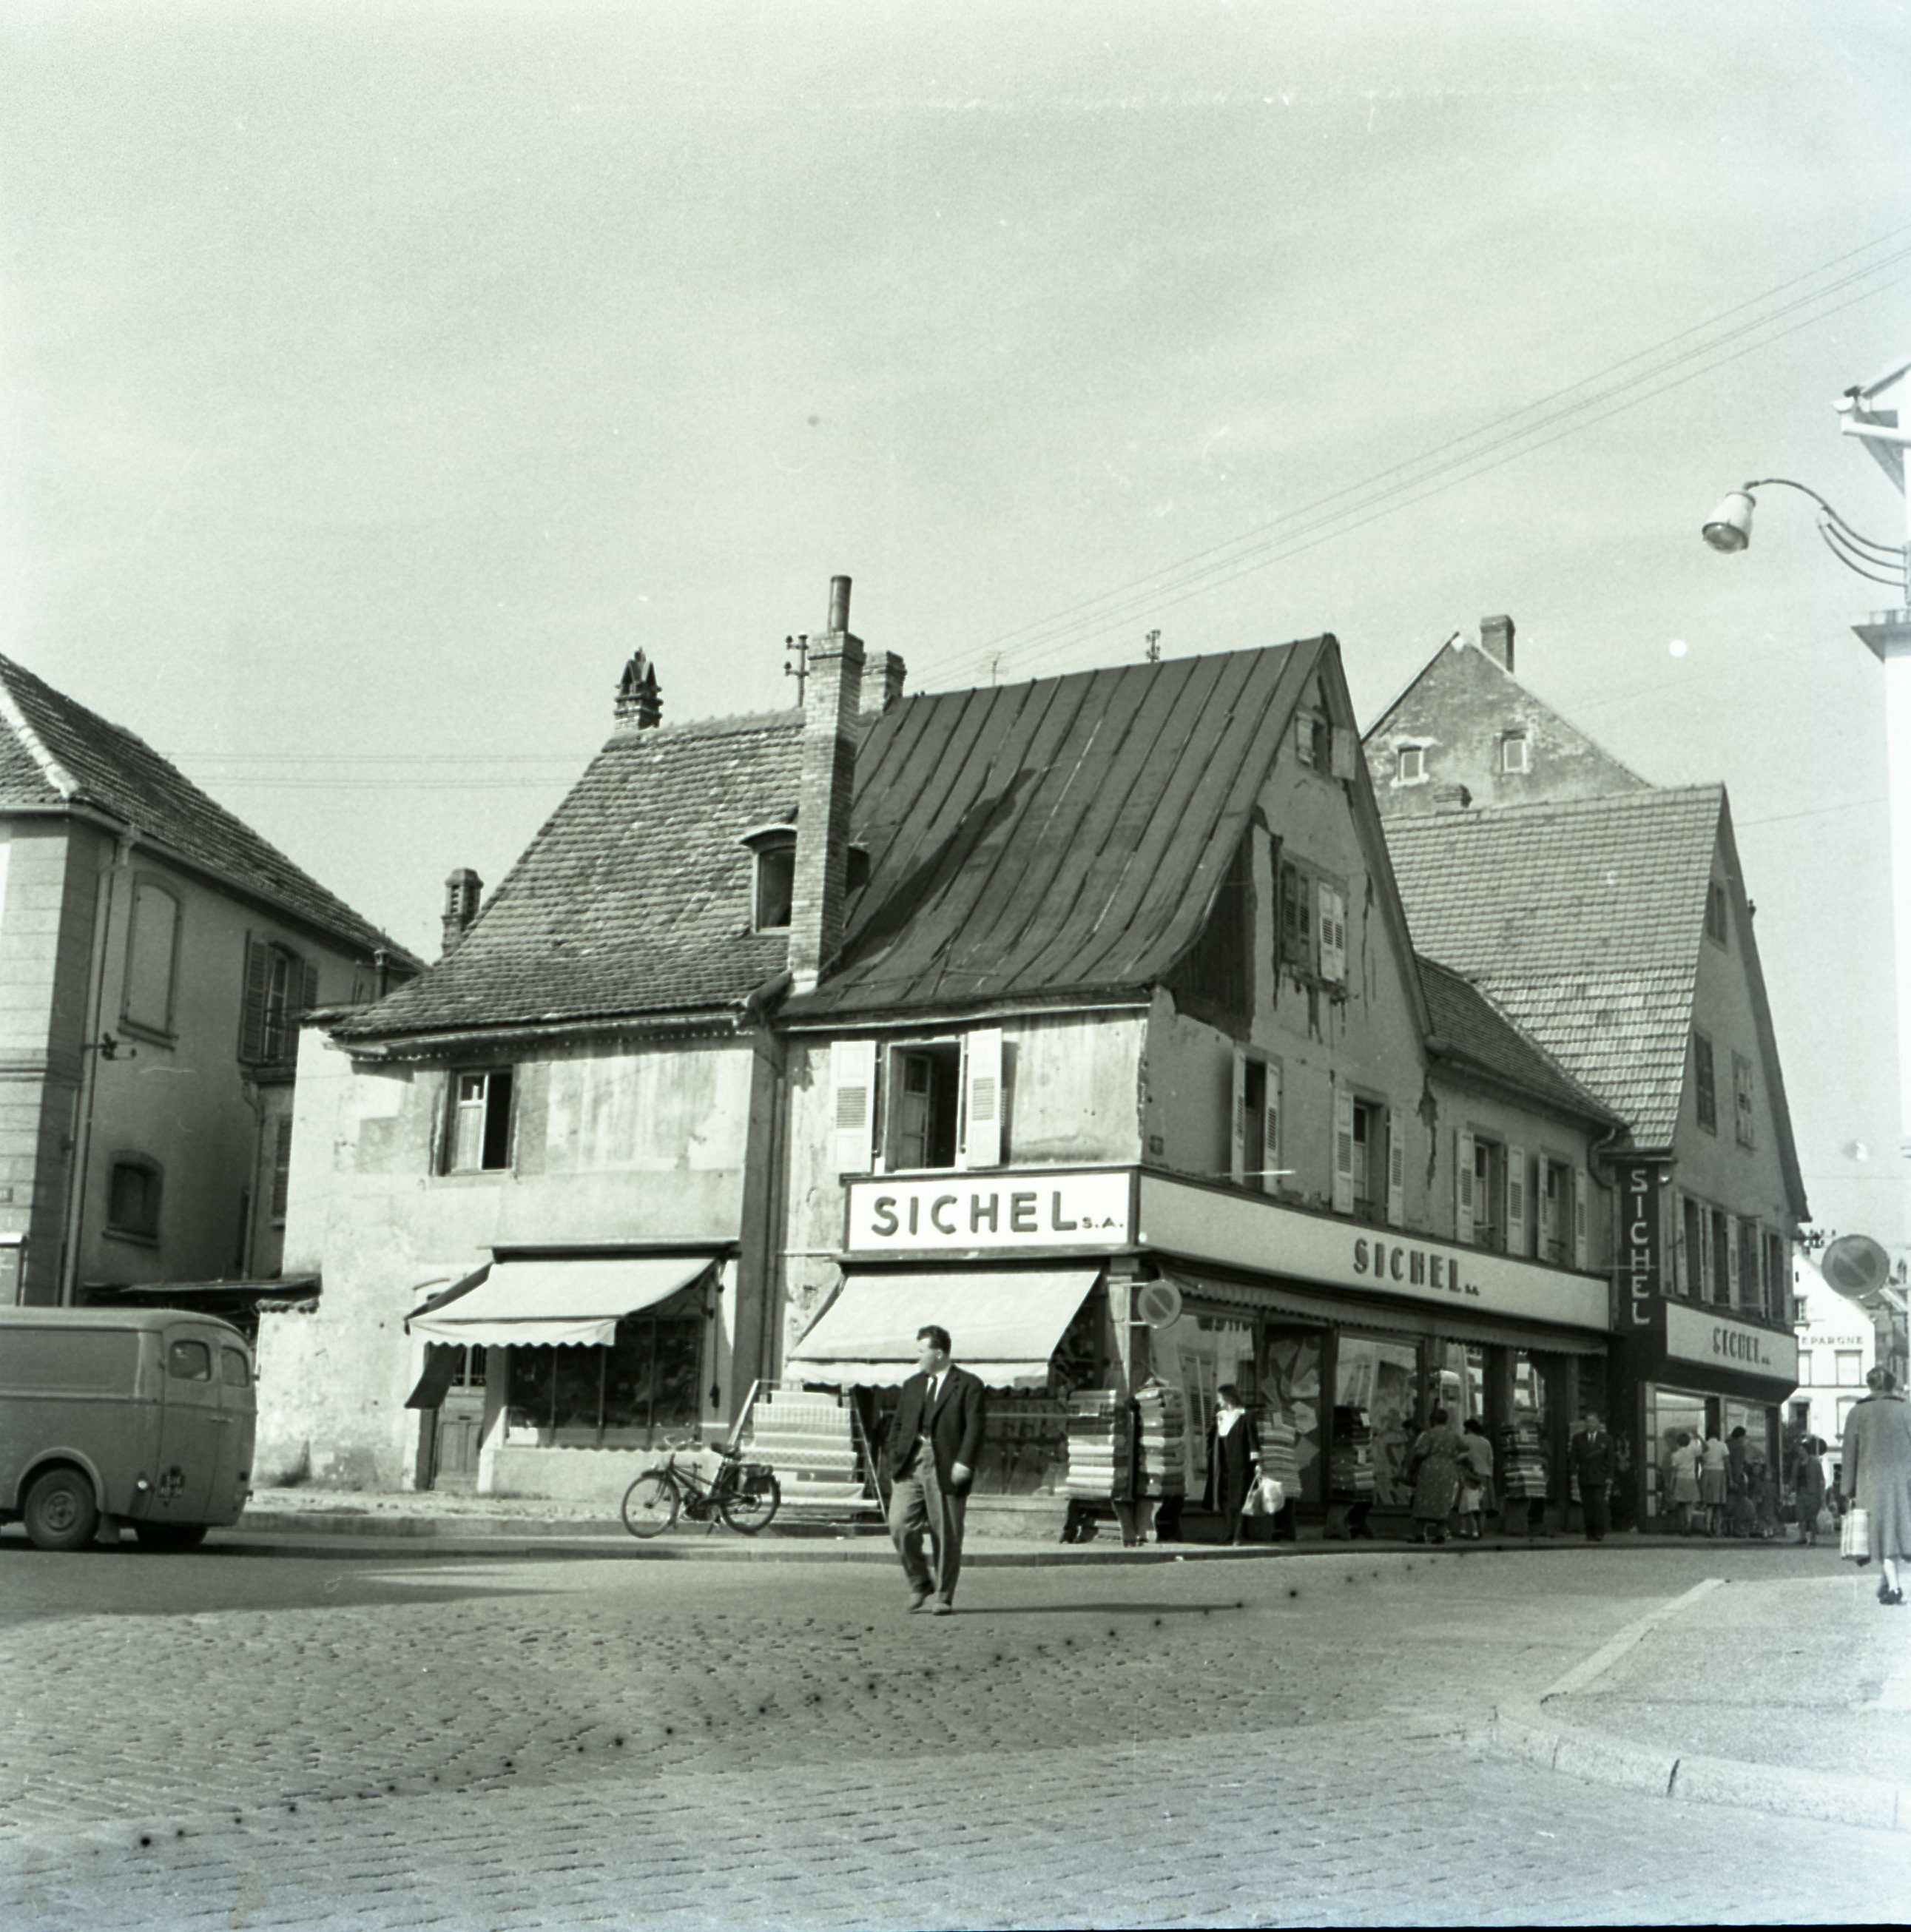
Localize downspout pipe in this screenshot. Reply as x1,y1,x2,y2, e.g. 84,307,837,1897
61,824,137,1305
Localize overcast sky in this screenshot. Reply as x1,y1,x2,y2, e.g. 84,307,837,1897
4,1,1909,1247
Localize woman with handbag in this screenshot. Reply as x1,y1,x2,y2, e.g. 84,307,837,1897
1204,1384,1261,1546
1406,1406,1466,1545
1840,1368,1911,1605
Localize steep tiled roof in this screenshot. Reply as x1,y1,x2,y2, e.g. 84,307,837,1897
783,642,1323,1018
337,712,805,1038
0,653,414,962
1417,956,1616,1125
1386,788,1723,1145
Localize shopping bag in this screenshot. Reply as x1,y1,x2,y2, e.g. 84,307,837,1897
1841,1505,1870,1563
1250,1473,1284,1518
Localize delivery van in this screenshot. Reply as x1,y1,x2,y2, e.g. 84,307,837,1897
0,1307,255,1550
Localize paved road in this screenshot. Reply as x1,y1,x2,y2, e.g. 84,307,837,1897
6,1542,1910,1927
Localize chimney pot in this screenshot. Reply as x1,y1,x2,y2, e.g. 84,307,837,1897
828,575,852,634
1480,614,1515,673
860,650,908,716
441,868,483,955
613,650,663,731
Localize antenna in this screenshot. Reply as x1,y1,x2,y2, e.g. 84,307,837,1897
783,634,809,703
1145,629,1162,662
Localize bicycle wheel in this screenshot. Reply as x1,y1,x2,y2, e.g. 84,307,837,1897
621,1470,680,1538
719,1467,781,1535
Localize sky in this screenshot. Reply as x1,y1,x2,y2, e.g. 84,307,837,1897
4,0,1910,1249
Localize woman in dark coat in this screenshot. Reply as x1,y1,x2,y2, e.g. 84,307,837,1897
1407,1406,1466,1545
1841,1369,1911,1605
1204,1384,1261,1546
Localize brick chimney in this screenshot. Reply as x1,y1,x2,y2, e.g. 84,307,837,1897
860,649,907,716
441,869,482,955
1480,614,1515,673
788,575,864,994
613,650,662,732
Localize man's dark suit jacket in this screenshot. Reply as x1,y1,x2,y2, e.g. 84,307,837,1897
1571,1430,1613,1488
884,1366,987,1492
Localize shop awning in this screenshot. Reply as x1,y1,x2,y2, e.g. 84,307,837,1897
404,1255,713,1349
786,1268,1101,1389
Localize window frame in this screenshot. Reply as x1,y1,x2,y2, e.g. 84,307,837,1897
1275,857,1349,989
1540,1156,1574,1265
883,1040,964,1173
120,875,183,1043
1499,733,1529,775
740,825,797,934
1705,878,1729,948
105,1154,164,1244
1349,1098,1383,1218
1395,743,1428,786
1732,1051,1756,1148
1294,710,1331,771
1692,1029,1718,1134
441,1066,516,1176
1471,1135,1506,1252
240,935,318,1068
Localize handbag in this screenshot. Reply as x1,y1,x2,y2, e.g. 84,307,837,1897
1841,1504,1870,1564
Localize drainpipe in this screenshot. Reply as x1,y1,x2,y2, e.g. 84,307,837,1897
60,827,136,1306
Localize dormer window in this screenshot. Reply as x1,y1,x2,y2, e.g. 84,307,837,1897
1500,733,1529,775
740,825,797,932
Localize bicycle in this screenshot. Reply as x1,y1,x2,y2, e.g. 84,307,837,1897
621,1434,781,1538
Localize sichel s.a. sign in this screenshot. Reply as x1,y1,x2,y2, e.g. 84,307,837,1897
846,1171,1133,1253
1662,1302,1799,1384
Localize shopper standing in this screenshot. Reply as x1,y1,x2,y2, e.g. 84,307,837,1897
1570,1411,1614,1543
1792,1438,1828,1546
1457,1417,1494,1540
883,1325,986,1617
1698,1430,1728,1536
1668,1431,1701,1533
1841,1368,1911,1606
1203,1384,1261,1546
1406,1407,1466,1545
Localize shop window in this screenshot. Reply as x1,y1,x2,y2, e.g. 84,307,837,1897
1708,1208,1730,1303
741,827,796,932
1500,733,1529,774
444,1068,514,1174
1705,878,1729,947
1692,1030,1717,1134
1336,1336,1421,1507
107,1156,163,1242
240,936,318,1067
1732,1053,1756,1148
505,1295,703,1447
1836,1350,1864,1387
1472,1137,1506,1251
121,879,181,1039
1395,744,1428,785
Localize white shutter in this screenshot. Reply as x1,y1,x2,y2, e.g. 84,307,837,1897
960,1028,1003,1170
1455,1131,1476,1242
1332,1086,1355,1214
1318,886,1347,986
1726,1214,1742,1306
1230,1047,1248,1185
1264,1061,1283,1196
1574,1168,1589,1269
1329,726,1356,781
1506,1144,1527,1254
1386,1106,1405,1226
831,1040,877,1175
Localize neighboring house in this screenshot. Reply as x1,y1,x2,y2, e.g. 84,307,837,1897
1363,616,1648,816
1788,1251,1880,1456
0,653,417,1316
1386,785,1808,1526
261,581,1620,1532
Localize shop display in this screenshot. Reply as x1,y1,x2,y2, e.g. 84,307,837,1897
743,1384,875,1516
1134,1380,1187,1499
974,1393,1071,1495
1062,1389,1133,1499
1258,1414,1302,1494
1329,1406,1375,1501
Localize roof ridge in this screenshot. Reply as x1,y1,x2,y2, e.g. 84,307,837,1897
0,656,80,798
1386,781,1722,832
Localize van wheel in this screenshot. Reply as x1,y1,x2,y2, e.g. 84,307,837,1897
23,1468,100,1552
132,1523,209,1552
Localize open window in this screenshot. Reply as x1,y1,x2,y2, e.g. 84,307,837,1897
107,1155,163,1242
833,1029,1004,1174
444,1068,515,1174
739,824,797,933
1230,1051,1284,1194
240,935,319,1067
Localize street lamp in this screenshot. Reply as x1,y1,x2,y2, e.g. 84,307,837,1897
1702,350,1911,1214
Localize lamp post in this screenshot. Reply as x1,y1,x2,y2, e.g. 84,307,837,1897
1702,354,1911,1162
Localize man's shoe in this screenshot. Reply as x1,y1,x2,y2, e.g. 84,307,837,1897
928,1601,954,1616
906,1589,932,1612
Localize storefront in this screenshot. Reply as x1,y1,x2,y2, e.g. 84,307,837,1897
1613,1296,1800,1529
815,1166,1611,1536
402,1244,738,1501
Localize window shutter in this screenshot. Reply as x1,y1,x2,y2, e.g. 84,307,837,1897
831,1040,877,1175
1332,1086,1355,1214
1455,1130,1475,1243
239,934,269,1063
1318,886,1347,985
1506,1144,1527,1254
1673,1194,1688,1294
1386,1107,1405,1226
299,957,320,1020
1574,1168,1589,1269
1699,1208,1714,1302
1264,1061,1282,1196
1329,727,1356,781
960,1028,1003,1169
1726,1215,1742,1305
1230,1049,1248,1185
271,1117,294,1221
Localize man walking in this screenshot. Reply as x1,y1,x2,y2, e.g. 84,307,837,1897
884,1325,986,1616
1571,1410,1614,1543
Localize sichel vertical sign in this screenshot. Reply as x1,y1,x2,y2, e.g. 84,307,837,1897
1618,1162,1663,1334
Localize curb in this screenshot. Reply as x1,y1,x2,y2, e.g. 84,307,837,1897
1487,1700,1911,1834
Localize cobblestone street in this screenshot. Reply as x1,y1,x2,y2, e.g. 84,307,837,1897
7,1544,1911,1926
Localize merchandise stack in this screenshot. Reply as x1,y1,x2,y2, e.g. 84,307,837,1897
1258,1413,1302,1498
743,1384,875,1518
1062,1389,1133,1499
1133,1381,1186,1500
1497,1416,1549,1501
1328,1407,1375,1502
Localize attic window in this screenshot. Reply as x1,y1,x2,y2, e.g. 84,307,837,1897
1705,878,1729,947
1500,733,1529,775
739,825,798,932
1395,745,1427,784
1295,712,1330,769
